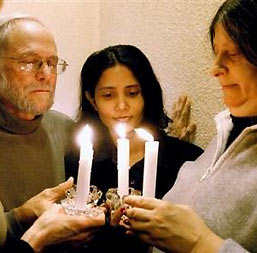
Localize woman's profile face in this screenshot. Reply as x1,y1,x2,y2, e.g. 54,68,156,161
91,64,144,136
211,23,257,116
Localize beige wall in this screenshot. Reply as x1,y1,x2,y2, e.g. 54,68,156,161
1,0,226,148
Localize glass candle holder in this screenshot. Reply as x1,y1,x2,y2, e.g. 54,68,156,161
105,187,141,210
105,187,141,223
61,185,103,216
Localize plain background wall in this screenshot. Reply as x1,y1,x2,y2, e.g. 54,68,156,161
1,0,226,148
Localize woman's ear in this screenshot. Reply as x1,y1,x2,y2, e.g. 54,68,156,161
85,91,98,111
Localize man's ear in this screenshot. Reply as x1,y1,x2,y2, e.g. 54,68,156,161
85,91,97,111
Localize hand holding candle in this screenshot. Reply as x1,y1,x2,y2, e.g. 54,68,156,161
116,123,129,198
75,125,94,210
135,128,159,198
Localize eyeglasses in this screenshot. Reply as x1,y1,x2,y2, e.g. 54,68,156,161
2,56,69,75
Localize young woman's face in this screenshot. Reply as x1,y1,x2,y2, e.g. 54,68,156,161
89,64,144,136
211,23,257,116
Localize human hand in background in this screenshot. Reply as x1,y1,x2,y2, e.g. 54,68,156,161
21,203,105,253
14,177,74,225
169,95,197,143
124,195,223,253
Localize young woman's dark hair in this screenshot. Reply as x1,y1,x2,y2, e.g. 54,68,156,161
210,0,257,67
80,44,170,129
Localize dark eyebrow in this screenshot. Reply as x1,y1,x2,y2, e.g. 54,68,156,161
125,84,141,88
98,83,141,91
98,86,115,91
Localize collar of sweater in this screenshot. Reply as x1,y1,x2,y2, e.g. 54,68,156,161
0,102,43,135
215,109,257,134
213,109,257,163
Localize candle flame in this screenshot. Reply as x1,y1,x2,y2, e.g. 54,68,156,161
77,125,93,146
116,123,126,138
135,128,154,141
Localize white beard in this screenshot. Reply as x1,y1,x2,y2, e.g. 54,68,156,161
0,73,55,115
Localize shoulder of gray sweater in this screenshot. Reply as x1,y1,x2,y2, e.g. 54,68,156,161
43,110,74,125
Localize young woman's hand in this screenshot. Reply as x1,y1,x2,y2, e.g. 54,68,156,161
169,95,196,143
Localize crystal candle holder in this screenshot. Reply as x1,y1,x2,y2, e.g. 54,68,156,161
105,187,141,220
61,185,103,216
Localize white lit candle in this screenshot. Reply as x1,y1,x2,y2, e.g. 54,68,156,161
75,125,94,210
135,128,159,197
116,123,129,197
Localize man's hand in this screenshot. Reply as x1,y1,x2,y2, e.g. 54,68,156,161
21,203,105,252
14,177,74,225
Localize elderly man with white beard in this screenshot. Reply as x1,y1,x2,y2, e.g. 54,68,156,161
0,15,105,253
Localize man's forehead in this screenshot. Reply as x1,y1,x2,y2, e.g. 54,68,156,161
4,20,57,56
9,19,52,40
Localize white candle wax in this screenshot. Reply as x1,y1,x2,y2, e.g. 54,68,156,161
116,124,129,197
75,125,94,210
135,128,159,197
143,141,159,197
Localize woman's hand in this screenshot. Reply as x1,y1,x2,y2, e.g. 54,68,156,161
124,195,223,253
169,95,196,143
